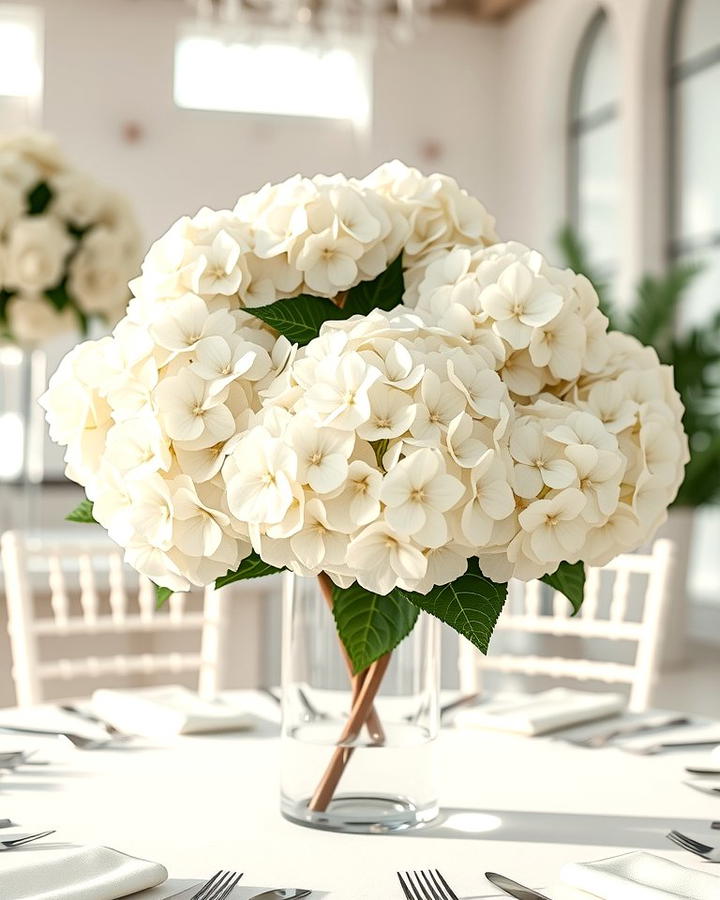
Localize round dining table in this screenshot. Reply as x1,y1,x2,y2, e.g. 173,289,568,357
0,691,717,899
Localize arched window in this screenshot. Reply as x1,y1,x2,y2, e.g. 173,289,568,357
568,10,621,295
670,0,720,326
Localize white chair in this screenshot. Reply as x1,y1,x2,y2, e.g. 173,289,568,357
1,529,229,706
458,539,675,712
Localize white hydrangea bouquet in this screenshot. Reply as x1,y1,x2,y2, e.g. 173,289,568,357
0,132,141,345
42,161,687,808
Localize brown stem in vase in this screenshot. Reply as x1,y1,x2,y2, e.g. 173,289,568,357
308,652,392,812
317,572,385,743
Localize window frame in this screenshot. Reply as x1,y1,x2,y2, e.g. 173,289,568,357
667,0,720,262
567,8,621,279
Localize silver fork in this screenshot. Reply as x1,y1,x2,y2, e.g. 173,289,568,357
0,725,119,750
667,830,720,861
397,869,460,900
0,830,56,851
191,870,243,900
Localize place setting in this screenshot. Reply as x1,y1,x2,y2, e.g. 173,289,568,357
1,0,720,896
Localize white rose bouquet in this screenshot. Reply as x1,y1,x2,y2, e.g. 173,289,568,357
42,160,687,808
0,132,141,345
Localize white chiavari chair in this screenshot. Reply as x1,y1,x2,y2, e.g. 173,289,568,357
1,529,229,706
457,539,675,712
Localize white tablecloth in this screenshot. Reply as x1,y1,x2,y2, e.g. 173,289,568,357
0,692,717,899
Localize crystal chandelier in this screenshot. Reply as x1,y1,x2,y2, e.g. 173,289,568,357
185,0,442,42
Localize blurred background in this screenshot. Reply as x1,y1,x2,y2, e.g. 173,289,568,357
0,0,717,710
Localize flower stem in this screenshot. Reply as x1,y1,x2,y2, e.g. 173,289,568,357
317,572,385,742
307,651,391,812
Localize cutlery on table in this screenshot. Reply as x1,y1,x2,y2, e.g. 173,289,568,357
687,766,720,775
248,891,311,899
667,830,720,861
58,704,128,738
0,751,31,768
190,870,243,900
404,692,483,724
440,692,483,720
684,780,720,795
485,872,551,900
624,739,720,756
0,749,45,769
567,715,691,748
260,687,282,706
0,830,56,851
397,869,459,900
297,687,328,722
0,724,121,750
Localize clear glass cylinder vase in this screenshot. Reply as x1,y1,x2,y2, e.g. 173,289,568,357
280,572,440,834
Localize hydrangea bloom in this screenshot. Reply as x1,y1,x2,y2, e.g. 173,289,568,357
42,161,688,596
0,132,141,345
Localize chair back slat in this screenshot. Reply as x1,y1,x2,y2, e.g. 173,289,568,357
457,540,675,710
523,580,542,617
1,530,230,705
609,568,631,623
37,652,202,680
581,565,601,620
551,590,567,619
138,576,155,622
108,552,128,625
48,554,70,627
78,554,99,624
169,590,186,624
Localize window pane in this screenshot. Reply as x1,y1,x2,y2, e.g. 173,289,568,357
174,27,370,125
676,0,720,65
689,508,720,603
676,245,720,329
0,6,42,100
576,15,619,118
576,120,621,273
674,64,720,243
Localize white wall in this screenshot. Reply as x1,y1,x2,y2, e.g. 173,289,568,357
29,0,502,242
3,0,505,480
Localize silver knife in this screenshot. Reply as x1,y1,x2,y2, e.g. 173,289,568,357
486,872,551,900
627,738,720,756
249,892,312,899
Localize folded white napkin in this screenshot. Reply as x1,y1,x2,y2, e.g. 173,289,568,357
91,685,253,738
0,844,167,900
453,688,625,736
560,851,720,899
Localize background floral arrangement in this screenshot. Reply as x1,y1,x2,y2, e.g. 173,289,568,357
0,132,141,345
42,159,688,673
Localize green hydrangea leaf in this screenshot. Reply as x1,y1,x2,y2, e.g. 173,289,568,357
27,181,53,216
342,255,404,316
215,552,283,588
154,584,173,609
399,558,507,654
245,294,348,345
66,499,97,524
332,581,420,674
540,561,586,616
